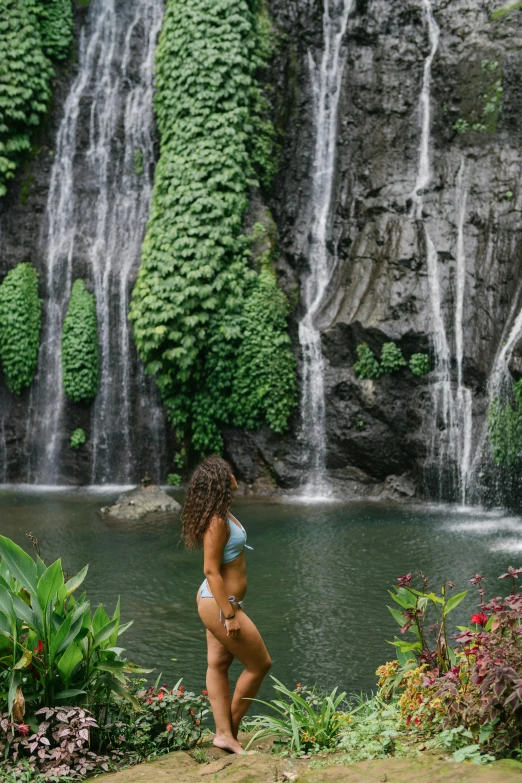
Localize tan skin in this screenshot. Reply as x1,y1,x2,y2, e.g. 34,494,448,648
196,474,272,754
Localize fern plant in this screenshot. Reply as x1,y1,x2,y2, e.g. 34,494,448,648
0,263,42,394
380,342,406,373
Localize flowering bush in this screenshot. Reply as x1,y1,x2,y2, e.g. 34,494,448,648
377,567,522,758
101,680,209,761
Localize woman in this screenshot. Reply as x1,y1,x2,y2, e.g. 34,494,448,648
182,455,272,754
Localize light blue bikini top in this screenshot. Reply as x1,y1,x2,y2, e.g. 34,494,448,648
222,516,253,564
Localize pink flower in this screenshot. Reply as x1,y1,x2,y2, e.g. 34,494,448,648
157,691,165,701
17,723,30,736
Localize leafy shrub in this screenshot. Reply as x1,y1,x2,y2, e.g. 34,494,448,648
101,681,209,760
35,0,74,61
0,535,147,714
335,695,413,763
0,263,42,394
488,381,522,466
167,473,181,486
70,428,86,449
380,343,406,373
353,343,382,380
1,706,110,778
0,1,73,197
409,353,430,376
61,280,99,403
129,0,295,454
245,678,348,755
377,568,522,759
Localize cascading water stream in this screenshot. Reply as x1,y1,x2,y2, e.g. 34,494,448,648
298,0,354,496
25,0,167,485
412,0,472,502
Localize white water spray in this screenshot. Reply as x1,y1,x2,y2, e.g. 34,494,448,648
412,0,472,500
298,0,354,495
26,0,166,485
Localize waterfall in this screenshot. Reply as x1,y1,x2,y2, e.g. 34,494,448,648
25,0,167,485
412,1,472,501
298,0,354,495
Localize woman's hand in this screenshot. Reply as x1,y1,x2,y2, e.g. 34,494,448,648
225,616,241,638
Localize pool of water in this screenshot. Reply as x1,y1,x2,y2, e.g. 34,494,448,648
1,489,521,705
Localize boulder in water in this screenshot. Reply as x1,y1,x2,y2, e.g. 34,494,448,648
100,483,181,521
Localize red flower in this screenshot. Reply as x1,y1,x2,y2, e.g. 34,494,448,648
157,691,165,701
166,723,172,731
202,689,208,696
179,685,185,691
177,691,182,697
190,709,195,715
296,683,301,688
471,612,488,626
196,719,200,725
17,723,30,736
397,573,412,588
33,640,44,655
147,698,152,705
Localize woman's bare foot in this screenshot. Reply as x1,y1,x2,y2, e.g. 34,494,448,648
213,733,244,754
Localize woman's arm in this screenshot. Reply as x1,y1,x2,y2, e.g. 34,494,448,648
202,516,236,621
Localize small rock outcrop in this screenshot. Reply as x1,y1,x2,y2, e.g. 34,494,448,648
100,482,181,521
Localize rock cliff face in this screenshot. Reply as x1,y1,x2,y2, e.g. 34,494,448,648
222,0,522,502
2,0,522,500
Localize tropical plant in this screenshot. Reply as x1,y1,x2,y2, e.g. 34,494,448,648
0,263,42,394
377,568,522,759
101,680,209,760
35,0,74,61
129,0,295,454
245,678,349,755
409,353,430,376
0,706,110,778
70,428,86,449
380,343,406,373
166,473,181,487
61,280,99,403
0,535,147,716
353,343,382,380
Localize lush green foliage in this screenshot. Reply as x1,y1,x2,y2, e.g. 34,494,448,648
35,0,74,61
101,680,209,761
0,263,42,394
0,535,146,713
354,343,430,381
487,380,522,466
246,678,348,755
453,60,503,136
70,428,86,449
129,0,295,454
380,342,407,374
167,473,182,486
409,353,430,376
0,0,73,197
61,280,99,403
354,343,382,380
377,567,522,760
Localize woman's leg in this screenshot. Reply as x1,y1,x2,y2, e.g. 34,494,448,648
205,629,237,748
198,599,272,746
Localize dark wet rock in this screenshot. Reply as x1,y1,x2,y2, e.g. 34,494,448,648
100,484,181,521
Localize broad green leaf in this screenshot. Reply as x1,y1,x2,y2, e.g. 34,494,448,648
94,618,119,647
444,591,468,616
65,565,88,597
12,595,38,630
0,585,14,619
387,640,422,652
49,614,72,660
91,604,110,636
0,536,38,594
117,620,133,636
57,641,82,683
37,559,64,611
388,606,407,628
55,688,86,700
8,671,21,714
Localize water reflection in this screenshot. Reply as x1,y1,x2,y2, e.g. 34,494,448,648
0,491,521,702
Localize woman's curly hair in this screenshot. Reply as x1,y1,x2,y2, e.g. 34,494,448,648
181,455,233,548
